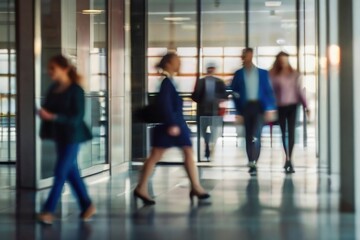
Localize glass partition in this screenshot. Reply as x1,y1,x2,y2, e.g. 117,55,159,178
201,0,245,84
36,0,108,180
0,0,16,162
249,0,297,69
148,0,198,93
145,0,316,163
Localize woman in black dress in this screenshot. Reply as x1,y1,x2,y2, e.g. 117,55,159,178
134,53,210,205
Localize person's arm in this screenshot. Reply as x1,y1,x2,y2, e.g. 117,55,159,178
230,71,243,115
263,71,277,112
217,79,229,100
191,78,204,103
157,79,178,126
54,86,85,126
296,74,308,109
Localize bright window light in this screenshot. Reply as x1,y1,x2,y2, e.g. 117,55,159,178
81,9,104,15
265,1,282,7
164,17,191,21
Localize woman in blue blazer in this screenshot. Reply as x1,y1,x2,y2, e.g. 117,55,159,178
134,53,210,205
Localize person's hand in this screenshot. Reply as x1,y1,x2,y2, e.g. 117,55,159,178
168,126,181,136
235,115,244,125
264,110,278,123
39,108,56,121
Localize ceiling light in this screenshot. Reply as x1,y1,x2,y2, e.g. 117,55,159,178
265,1,282,7
82,9,104,15
276,38,286,45
164,17,191,21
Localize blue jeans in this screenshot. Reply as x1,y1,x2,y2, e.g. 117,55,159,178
43,143,92,213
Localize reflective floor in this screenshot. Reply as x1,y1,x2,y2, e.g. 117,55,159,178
0,135,357,240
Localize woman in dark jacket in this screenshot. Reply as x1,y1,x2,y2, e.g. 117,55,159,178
134,53,210,205
38,55,95,224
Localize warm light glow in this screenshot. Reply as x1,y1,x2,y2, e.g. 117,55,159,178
164,17,191,21
328,45,340,66
81,9,104,15
319,57,327,70
265,1,282,7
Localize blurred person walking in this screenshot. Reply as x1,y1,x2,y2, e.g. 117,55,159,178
191,62,228,160
270,52,309,174
134,52,210,205
38,55,95,225
230,48,277,176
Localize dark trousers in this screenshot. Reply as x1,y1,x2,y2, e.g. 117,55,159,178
43,143,92,213
197,116,213,158
197,116,212,145
278,104,298,160
243,102,264,163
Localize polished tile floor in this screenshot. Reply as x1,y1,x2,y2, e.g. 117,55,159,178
0,137,357,240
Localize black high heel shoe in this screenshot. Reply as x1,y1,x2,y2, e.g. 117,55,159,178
133,190,156,205
189,190,211,204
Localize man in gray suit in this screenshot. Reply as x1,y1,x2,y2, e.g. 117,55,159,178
192,63,228,160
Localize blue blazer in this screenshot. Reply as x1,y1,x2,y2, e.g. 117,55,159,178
230,67,276,115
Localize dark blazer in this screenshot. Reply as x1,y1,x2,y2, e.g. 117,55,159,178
152,77,192,148
230,67,276,115
191,76,228,116
40,83,92,144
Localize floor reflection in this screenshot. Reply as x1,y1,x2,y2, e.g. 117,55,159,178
279,177,304,240
0,162,356,240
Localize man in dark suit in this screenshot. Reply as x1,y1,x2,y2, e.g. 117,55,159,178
230,48,277,175
192,63,228,160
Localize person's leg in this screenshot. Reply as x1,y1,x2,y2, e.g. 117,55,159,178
201,117,211,158
278,107,289,160
43,143,80,213
287,105,298,160
67,158,92,212
252,110,264,162
244,106,255,163
136,147,166,198
182,146,206,194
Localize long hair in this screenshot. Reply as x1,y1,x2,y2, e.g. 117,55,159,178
49,55,83,85
271,51,295,75
156,52,178,72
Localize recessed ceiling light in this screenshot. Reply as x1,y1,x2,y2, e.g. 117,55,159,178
164,17,191,21
265,1,282,7
82,9,104,15
276,38,286,45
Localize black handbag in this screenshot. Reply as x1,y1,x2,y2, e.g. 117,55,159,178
134,103,164,124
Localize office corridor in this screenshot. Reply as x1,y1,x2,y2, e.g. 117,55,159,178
0,134,355,240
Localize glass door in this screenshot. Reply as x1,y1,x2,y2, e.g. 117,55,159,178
35,0,109,186
0,0,16,163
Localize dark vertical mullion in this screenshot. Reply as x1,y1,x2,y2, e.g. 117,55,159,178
196,0,201,162
245,0,249,47
303,0,306,76
106,0,110,167
296,0,300,71
325,0,331,175
6,0,11,162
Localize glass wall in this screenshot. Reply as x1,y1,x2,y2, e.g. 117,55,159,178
146,0,317,162
148,0,198,93
249,0,297,69
0,0,16,162
36,0,108,179
201,0,245,83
